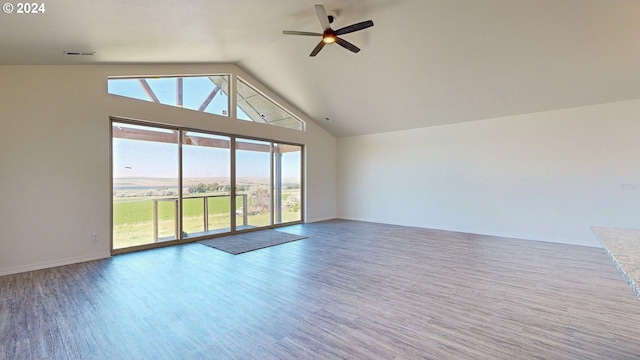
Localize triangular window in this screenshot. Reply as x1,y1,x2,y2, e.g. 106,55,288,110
236,77,305,131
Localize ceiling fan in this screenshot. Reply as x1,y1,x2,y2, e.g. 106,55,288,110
283,4,374,57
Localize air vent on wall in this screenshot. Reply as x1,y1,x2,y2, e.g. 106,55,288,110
63,51,95,56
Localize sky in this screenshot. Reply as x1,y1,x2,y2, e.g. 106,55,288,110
110,77,301,180
113,138,300,179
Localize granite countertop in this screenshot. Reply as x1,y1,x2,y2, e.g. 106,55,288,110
592,226,640,301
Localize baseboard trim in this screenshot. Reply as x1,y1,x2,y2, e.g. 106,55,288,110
334,217,601,248
0,253,111,277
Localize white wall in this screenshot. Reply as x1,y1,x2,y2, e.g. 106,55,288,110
0,64,336,276
337,99,640,247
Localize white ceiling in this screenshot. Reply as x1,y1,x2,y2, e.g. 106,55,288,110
2,0,640,137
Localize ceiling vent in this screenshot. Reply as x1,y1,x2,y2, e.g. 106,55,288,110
63,51,95,56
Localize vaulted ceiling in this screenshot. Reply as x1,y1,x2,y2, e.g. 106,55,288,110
2,0,640,137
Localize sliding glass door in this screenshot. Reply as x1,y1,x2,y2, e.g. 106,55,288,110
274,143,302,224
112,120,304,252
112,122,180,250
182,132,231,238
235,138,272,229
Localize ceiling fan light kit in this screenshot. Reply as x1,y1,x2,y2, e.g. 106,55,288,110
322,34,336,44
283,4,374,57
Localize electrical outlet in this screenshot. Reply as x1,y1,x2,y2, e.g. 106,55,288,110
92,233,99,242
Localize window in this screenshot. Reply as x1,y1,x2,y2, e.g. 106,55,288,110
108,75,230,116
236,77,305,131
108,74,305,131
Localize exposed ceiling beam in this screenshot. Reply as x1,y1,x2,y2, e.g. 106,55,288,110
138,79,160,103
198,84,222,112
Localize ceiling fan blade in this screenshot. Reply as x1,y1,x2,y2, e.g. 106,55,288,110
335,20,374,36
335,37,361,53
310,41,326,57
314,4,331,30
283,30,323,36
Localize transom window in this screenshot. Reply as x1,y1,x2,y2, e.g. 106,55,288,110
108,75,230,117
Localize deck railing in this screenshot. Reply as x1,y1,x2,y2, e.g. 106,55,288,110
152,194,248,242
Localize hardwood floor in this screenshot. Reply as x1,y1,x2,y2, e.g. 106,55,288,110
2,219,640,359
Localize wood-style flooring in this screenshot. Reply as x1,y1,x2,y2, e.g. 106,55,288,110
2,219,640,359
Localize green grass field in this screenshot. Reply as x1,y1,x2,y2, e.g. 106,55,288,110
113,192,301,249
113,195,237,226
